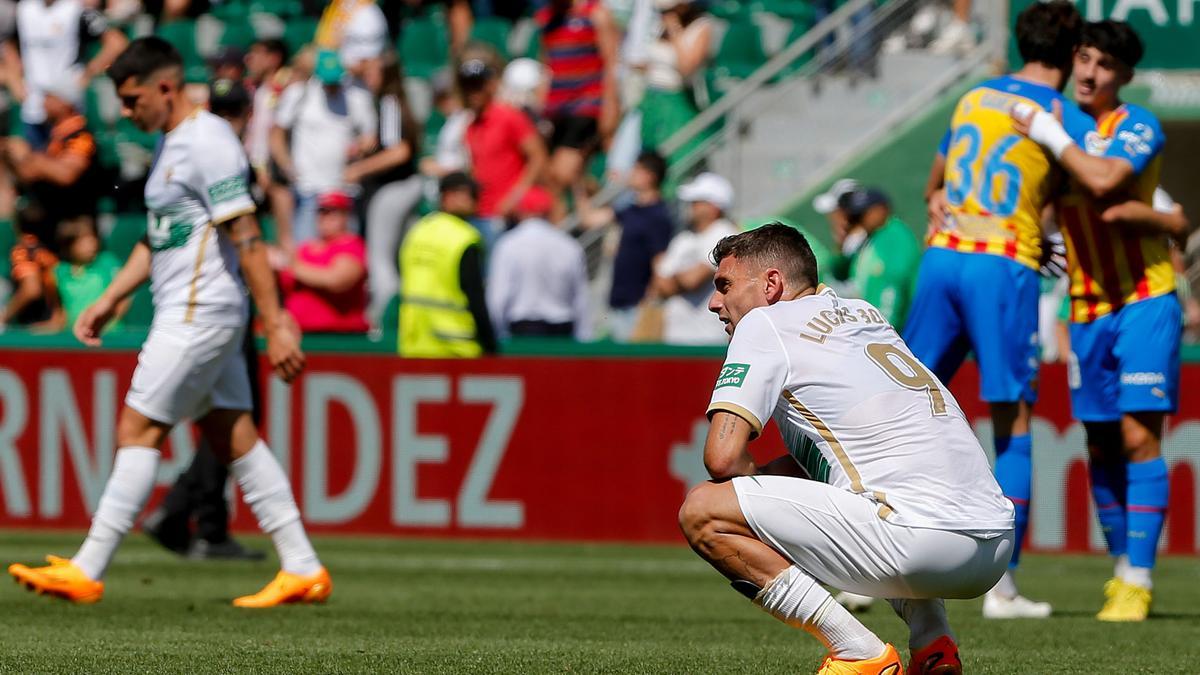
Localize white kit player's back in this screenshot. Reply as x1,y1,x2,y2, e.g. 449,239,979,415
708,287,1013,533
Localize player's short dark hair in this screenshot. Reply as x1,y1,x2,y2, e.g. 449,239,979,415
1015,0,1082,71
635,150,667,188
253,38,289,62
1080,20,1144,70
108,37,184,85
710,222,818,290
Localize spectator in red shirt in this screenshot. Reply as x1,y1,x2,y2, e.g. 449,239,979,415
275,191,370,333
459,55,548,243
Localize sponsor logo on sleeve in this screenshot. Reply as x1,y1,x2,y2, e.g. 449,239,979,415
715,363,750,389
207,174,250,204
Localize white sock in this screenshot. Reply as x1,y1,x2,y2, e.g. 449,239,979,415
1113,554,1130,580
232,441,321,575
990,569,1019,599
889,598,952,651
1122,566,1152,590
72,447,160,580
755,566,886,661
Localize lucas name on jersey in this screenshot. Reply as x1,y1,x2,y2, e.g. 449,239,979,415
799,303,891,345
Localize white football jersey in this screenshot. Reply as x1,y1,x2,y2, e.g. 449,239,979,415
708,287,1014,533
143,110,254,327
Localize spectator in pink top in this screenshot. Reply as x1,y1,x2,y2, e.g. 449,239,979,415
459,55,548,244
276,191,370,333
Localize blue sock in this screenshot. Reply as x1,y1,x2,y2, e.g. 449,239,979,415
1089,461,1128,557
994,434,1032,568
1126,458,1169,570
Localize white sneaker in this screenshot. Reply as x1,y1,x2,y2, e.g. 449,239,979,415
835,591,875,613
930,20,975,55
982,590,1052,619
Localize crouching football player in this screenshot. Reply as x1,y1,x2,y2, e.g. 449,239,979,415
679,224,1014,674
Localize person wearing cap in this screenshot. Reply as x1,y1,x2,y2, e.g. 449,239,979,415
398,171,498,357
460,51,548,242
640,0,713,163
314,0,388,85
487,187,590,340
650,171,738,344
3,0,127,149
276,190,370,334
270,48,376,246
3,82,102,249
209,77,252,137
824,186,921,329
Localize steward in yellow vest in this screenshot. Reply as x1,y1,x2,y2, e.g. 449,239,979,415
398,172,497,357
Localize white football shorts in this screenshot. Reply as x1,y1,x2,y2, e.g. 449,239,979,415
732,475,1013,600
125,322,252,425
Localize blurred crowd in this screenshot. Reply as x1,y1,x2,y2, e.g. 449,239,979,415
0,0,1015,356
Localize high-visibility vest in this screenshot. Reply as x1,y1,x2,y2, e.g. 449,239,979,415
397,212,483,358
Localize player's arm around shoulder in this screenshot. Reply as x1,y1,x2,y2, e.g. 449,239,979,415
1012,99,1135,200
224,213,305,383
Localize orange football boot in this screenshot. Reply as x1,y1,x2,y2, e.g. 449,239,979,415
818,644,904,674
233,567,332,608
9,555,104,604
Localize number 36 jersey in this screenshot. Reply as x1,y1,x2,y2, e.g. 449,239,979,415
144,109,255,327
708,287,1014,533
929,75,1093,271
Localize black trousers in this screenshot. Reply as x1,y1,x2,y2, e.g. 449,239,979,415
508,319,574,337
156,324,262,544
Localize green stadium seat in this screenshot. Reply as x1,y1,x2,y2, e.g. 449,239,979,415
106,212,147,263
469,17,512,59
380,294,400,335
155,20,204,73
712,18,768,81
398,17,449,79
123,285,155,327
522,26,542,60
283,16,319,55
779,12,817,77
219,19,259,50
708,0,749,20
0,218,14,278
250,0,302,18
755,0,816,22
210,0,250,23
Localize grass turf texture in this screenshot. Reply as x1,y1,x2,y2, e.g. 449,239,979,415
1,532,1197,673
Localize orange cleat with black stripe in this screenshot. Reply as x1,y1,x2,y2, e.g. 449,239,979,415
8,555,104,604
818,644,903,675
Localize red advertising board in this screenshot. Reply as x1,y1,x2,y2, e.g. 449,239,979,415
0,350,1197,553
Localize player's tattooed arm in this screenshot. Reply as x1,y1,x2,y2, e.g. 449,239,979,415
224,214,306,383
704,412,757,480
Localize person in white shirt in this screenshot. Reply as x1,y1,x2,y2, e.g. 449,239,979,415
487,188,590,340
7,38,329,608
650,171,738,345
270,49,376,245
3,0,127,148
678,223,1014,673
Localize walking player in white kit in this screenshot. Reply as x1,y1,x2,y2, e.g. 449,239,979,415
9,37,330,607
678,224,1014,674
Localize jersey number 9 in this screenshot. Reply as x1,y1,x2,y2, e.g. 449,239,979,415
866,343,948,417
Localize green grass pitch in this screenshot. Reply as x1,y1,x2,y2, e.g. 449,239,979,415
1,531,1197,673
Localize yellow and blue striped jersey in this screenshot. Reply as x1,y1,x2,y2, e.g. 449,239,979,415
929,76,1094,270
1058,103,1173,323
